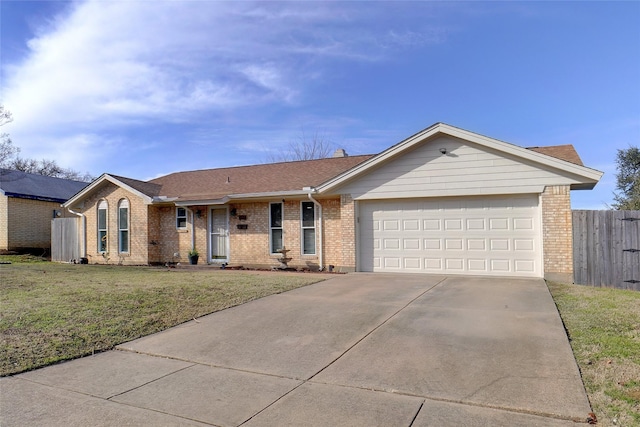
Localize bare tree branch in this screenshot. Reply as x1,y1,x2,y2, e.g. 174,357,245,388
266,129,335,163
0,104,95,182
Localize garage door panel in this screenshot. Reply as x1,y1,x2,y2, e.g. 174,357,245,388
515,260,535,272
359,195,541,277
490,239,509,251
489,218,509,230
467,239,486,250
514,239,534,251
424,258,442,270
403,220,420,231
466,218,486,230
445,259,464,270
424,239,441,249
444,219,463,230
468,259,487,272
514,218,534,230
404,258,421,269
404,239,421,250
445,239,463,250
423,219,440,230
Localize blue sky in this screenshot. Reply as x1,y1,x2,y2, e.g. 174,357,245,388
1,1,639,209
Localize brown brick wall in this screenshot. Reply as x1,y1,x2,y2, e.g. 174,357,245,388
541,185,573,281
69,189,358,269
1,195,75,251
224,198,351,270
0,195,8,250
80,183,149,264
339,194,356,272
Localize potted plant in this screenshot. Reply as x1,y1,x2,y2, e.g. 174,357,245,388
188,248,199,265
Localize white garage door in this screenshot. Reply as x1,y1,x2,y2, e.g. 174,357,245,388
358,195,542,277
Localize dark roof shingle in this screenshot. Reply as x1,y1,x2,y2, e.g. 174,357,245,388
526,145,584,166
0,169,88,202
148,155,373,201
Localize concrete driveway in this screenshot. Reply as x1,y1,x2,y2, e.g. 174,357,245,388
1,274,591,426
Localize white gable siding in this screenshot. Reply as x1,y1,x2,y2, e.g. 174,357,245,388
336,136,587,200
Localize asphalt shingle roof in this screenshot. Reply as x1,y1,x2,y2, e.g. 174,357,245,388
526,145,584,166
0,169,88,203
148,155,373,201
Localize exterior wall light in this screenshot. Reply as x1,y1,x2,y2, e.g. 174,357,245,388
439,147,447,155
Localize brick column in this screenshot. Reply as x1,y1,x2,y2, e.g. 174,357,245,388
340,194,356,272
541,185,573,283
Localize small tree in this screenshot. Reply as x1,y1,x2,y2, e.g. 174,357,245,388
266,129,334,163
0,104,94,182
0,105,17,167
612,146,640,210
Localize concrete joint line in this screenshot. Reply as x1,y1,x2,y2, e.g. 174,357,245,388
237,381,307,426
106,362,196,400
408,400,425,427
307,277,448,381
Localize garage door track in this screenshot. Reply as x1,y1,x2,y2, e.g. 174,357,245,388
1,274,591,426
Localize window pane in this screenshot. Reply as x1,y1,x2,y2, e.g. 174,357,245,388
119,208,128,230
120,231,128,252
99,231,107,252
302,202,315,227
271,229,283,253
270,203,282,227
98,209,107,229
176,208,186,228
303,229,315,255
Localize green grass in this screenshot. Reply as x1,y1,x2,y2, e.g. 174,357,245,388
548,281,640,427
0,261,324,376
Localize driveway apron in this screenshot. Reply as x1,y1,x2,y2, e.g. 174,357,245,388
1,274,591,426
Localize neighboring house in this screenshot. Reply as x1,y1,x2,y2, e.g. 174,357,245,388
63,123,603,281
0,169,88,253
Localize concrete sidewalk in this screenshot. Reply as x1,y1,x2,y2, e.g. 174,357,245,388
1,274,591,426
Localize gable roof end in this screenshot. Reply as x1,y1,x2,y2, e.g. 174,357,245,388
316,122,603,193
63,173,157,208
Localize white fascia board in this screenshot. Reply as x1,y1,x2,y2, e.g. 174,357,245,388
174,196,230,206
442,124,604,182
230,190,309,199
173,190,310,206
63,174,153,208
317,122,603,193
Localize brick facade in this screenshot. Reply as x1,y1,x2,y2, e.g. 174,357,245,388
541,185,574,282
0,195,75,252
73,190,354,270
81,183,149,265
68,182,577,277
227,198,348,271
339,194,356,272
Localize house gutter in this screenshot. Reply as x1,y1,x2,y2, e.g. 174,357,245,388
67,207,86,257
307,192,324,271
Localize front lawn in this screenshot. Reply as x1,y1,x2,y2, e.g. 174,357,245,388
548,282,640,427
0,262,323,376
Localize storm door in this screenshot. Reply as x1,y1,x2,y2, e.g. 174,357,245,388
209,208,228,262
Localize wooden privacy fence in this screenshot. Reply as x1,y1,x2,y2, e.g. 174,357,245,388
573,210,640,291
51,217,81,262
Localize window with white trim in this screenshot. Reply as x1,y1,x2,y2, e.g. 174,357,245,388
176,207,187,229
97,200,108,253
118,199,129,253
301,201,316,255
270,202,283,254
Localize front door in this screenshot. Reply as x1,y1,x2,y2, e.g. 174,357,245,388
209,208,228,262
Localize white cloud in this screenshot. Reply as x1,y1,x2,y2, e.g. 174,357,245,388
2,1,451,173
